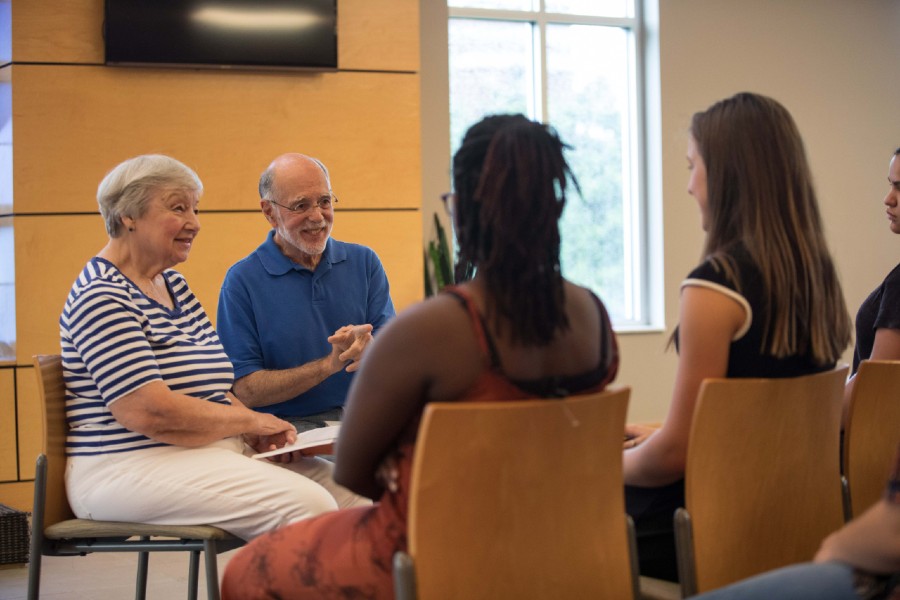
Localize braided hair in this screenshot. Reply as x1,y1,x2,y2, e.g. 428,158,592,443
452,114,578,346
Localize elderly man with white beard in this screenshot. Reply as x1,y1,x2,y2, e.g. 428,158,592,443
217,153,395,446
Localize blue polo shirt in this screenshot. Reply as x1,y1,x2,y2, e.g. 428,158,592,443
217,231,395,417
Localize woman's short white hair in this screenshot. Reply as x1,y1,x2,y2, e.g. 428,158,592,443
97,154,203,238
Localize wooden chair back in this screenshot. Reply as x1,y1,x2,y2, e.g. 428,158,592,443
406,387,634,599
678,367,847,595
843,360,900,517
34,354,77,525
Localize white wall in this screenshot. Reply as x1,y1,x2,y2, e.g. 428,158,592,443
421,0,900,422
640,0,900,421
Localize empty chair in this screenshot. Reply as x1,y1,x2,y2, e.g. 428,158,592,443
393,387,638,600
843,359,900,518
27,354,244,600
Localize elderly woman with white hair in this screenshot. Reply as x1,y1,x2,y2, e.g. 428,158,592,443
60,154,362,541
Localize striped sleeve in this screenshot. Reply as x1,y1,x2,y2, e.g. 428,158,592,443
62,273,163,405
60,259,235,456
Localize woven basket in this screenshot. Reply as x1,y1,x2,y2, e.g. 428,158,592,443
0,504,30,565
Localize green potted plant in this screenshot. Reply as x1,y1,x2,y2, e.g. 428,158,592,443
424,213,453,297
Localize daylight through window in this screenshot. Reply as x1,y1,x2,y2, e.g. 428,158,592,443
448,0,649,326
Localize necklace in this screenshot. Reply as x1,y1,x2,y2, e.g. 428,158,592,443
138,275,173,308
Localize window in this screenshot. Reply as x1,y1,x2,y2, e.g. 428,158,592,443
0,70,12,360
447,0,654,327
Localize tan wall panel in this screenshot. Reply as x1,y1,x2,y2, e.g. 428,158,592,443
12,65,420,213
178,213,274,319
331,210,424,310
15,211,423,362
340,0,419,72
16,365,40,480
11,0,102,64
0,368,16,481
0,481,34,512
12,0,418,72
14,214,108,362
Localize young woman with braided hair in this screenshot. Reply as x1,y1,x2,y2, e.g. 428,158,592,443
222,114,620,599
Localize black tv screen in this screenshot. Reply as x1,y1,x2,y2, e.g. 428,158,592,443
104,0,337,70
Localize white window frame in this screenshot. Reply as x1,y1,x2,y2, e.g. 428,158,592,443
444,1,661,330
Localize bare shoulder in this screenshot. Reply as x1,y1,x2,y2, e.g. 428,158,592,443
379,293,467,336
680,284,745,336
563,281,605,326
361,291,483,399
367,293,475,362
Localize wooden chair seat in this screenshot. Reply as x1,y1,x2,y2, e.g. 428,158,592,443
45,518,238,541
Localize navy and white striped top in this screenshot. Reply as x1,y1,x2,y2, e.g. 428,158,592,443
60,257,234,456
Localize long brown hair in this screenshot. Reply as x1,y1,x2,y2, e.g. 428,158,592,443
690,92,850,363
452,114,577,345
691,93,851,364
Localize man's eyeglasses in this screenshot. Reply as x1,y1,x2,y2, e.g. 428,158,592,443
269,194,338,214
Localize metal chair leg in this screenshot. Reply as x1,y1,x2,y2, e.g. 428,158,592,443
393,551,417,600
204,540,221,600
626,515,641,600
136,541,150,600
674,508,697,598
188,549,200,600
27,455,48,600
841,475,853,522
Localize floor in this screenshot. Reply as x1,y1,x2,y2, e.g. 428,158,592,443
0,548,241,600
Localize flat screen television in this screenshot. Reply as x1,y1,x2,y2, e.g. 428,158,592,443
104,0,337,70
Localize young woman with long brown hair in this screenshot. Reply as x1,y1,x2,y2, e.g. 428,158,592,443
623,92,852,581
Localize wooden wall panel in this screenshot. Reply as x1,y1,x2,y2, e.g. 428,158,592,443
178,213,274,316
329,210,424,310
12,64,420,213
0,481,34,512
14,214,107,362
0,367,16,481
11,0,102,64
339,0,419,72
11,0,419,72
15,212,423,362
16,365,39,479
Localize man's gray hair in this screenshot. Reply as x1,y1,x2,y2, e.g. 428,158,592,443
258,155,331,202
97,154,203,238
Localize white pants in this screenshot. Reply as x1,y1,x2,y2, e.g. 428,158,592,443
66,436,369,541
